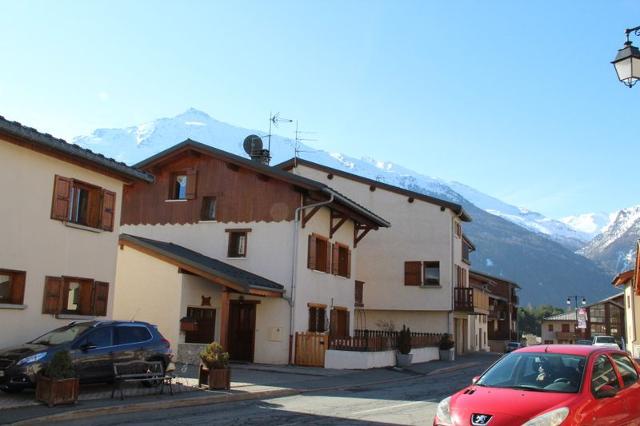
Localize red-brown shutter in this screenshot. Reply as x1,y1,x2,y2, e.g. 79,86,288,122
51,176,72,221
331,244,339,275
307,235,317,270
325,240,331,273
404,261,422,286
92,281,109,316
346,249,352,279
78,281,94,315
42,276,63,314
10,272,26,305
101,190,116,231
186,169,198,200
329,309,337,337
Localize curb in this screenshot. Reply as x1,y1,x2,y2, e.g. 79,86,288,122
10,360,486,425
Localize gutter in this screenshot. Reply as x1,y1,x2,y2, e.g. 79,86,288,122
287,193,335,364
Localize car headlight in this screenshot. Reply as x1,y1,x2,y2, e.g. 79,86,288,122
521,407,569,426
17,352,46,366
435,396,452,425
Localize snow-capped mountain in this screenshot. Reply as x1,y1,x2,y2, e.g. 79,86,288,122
561,212,613,238
579,206,640,273
72,108,616,306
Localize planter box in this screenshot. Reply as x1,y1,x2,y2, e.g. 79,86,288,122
36,376,79,407
396,353,413,368
439,348,455,362
207,368,230,390
180,319,198,332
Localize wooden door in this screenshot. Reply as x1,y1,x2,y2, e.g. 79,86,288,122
185,307,216,344
294,332,326,367
228,302,256,362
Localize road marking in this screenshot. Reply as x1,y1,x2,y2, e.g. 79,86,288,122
351,400,428,415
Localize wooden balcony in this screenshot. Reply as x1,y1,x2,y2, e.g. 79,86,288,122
454,287,490,313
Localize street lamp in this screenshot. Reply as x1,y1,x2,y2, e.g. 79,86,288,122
612,26,640,88
567,296,586,340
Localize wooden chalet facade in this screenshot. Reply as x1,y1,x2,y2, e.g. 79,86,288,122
279,158,487,355
114,140,389,365
0,115,152,347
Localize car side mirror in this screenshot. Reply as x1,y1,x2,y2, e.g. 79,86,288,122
471,376,480,385
80,343,97,352
596,385,618,399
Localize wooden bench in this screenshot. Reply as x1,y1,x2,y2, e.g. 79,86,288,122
111,360,173,400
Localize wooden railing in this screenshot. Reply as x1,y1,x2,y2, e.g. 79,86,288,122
454,287,489,312
329,329,443,352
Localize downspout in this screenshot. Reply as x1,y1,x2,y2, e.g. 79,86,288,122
287,192,335,364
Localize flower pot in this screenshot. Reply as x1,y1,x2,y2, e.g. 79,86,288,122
207,368,230,390
396,352,413,368
439,348,455,362
36,376,79,407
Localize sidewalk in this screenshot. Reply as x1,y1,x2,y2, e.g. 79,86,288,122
1,352,499,425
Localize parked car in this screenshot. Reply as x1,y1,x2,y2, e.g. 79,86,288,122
575,339,593,345
0,320,171,393
592,335,620,350
505,341,521,353
434,345,640,425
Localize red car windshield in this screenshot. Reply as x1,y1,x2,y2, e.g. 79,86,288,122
477,352,586,393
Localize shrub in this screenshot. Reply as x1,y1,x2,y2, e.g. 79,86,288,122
439,333,455,350
398,325,412,355
42,350,75,380
200,342,230,369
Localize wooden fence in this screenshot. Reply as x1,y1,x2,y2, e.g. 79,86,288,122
329,329,443,352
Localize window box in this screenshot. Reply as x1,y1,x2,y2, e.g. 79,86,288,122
180,317,199,333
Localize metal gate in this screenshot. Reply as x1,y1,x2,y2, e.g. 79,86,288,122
294,332,327,367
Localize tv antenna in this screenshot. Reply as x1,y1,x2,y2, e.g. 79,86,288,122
267,112,293,153
293,121,319,161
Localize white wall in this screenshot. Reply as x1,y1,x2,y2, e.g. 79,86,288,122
0,139,124,346
325,347,438,369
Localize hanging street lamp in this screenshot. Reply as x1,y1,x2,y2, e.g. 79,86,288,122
612,26,640,88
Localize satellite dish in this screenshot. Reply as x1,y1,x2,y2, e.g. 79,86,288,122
243,135,263,155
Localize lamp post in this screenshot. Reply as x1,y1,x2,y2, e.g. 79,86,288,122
567,296,587,340
612,26,640,87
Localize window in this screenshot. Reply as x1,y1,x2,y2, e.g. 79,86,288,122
0,269,26,305
115,326,152,345
423,262,440,286
456,265,467,287
227,229,250,257
42,276,109,316
74,327,113,349
562,324,570,333
332,243,351,278
330,308,349,338
308,234,330,273
169,170,197,200
355,281,364,307
51,175,116,231
548,324,554,332
308,305,326,332
201,196,217,221
591,355,620,394
611,354,638,388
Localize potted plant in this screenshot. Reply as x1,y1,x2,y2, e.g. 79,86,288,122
36,350,79,407
199,342,230,390
395,325,413,367
439,333,455,361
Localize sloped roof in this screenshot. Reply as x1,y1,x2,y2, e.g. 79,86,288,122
134,139,389,228
612,269,634,286
0,115,153,183
120,234,285,294
544,292,625,321
469,269,520,288
276,157,471,222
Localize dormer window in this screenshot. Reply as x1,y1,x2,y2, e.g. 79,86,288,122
171,173,188,200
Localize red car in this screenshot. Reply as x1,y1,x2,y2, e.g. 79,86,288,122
434,345,640,426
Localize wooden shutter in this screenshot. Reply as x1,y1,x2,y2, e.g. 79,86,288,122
186,169,198,200
10,272,25,305
329,309,337,337
42,276,63,314
51,175,72,221
404,261,422,286
101,190,116,231
346,249,351,279
331,244,339,275
92,281,109,316
325,240,331,273
308,307,315,331
78,281,94,315
307,234,317,270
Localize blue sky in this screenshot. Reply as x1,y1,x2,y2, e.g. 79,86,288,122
1,0,639,218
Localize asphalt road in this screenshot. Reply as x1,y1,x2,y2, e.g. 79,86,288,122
55,360,493,426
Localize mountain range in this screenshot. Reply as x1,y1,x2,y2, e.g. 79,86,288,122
73,108,634,307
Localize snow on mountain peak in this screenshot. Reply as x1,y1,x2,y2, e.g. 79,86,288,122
561,212,613,237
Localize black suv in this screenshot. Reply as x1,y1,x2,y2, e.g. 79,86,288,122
0,320,172,393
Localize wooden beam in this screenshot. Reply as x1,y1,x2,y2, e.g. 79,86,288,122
301,206,321,228
248,288,283,298
354,224,373,248
220,290,230,351
330,210,348,238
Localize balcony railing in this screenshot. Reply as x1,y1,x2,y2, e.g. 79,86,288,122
454,287,489,312
329,329,444,352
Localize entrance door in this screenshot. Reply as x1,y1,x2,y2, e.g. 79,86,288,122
185,307,216,344
228,302,256,362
